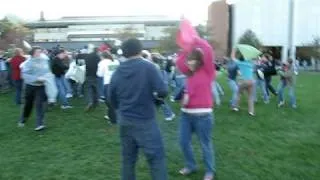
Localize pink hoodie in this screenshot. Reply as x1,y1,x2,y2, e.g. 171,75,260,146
176,38,216,113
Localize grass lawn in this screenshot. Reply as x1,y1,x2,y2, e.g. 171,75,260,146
0,72,319,180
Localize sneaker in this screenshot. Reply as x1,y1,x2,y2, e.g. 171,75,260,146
61,105,73,110
34,125,45,131
249,112,255,116
99,98,105,103
104,115,110,120
170,96,175,102
165,114,176,121
292,104,297,109
232,107,239,112
66,93,73,98
278,101,285,107
18,122,25,128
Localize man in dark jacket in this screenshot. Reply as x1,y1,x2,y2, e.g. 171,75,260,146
262,54,278,96
84,47,100,111
51,49,72,109
109,39,168,180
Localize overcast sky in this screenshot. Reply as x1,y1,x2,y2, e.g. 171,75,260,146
0,0,220,24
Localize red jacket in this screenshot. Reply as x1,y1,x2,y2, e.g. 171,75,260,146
10,55,25,80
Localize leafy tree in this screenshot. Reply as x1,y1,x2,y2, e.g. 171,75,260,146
0,17,30,50
117,26,139,41
238,29,263,49
158,26,179,53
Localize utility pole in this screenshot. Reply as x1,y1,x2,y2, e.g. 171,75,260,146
288,0,296,61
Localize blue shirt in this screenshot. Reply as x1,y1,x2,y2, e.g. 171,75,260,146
227,61,239,80
0,58,7,71
236,60,254,81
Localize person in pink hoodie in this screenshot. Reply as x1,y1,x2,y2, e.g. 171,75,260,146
176,37,216,180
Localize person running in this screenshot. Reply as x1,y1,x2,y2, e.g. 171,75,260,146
253,58,269,104
232,49,255,116
109,39,168,180
176,37,216,180
97,51,120,124
277,59,297,108
51,49,73,109
9,48,26,105
19,47,51,131
263,54,278,96
226,57,239,109
84,47,101,111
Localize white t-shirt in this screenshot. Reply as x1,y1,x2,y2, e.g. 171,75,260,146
97,59,120,85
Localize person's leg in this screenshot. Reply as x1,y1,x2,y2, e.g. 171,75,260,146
86,79,93,105
253,79,258,102
247,82,255,115
228,79,238,108
216,82,224,96
212,82,221,106
288,85,297,107
179,113,197,171
62,76,73,95
264,76,271,96
20,85,35,123
161,102,174,119
97,77,104,99
137,121,167,180
120,125,139,180
92,78,99,106
55,77,69,106
104,84,117,124
35,86,46,127
260,80,269,103
194,114,215,177
277,80,286,104
14,80,22,105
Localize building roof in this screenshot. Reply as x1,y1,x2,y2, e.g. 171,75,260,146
25,15,180,28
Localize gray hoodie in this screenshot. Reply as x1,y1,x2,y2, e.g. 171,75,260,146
21,57,51,86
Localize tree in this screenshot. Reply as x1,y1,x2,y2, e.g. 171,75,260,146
158,26,179,53
238,30,263,49
117,26,139,41
0,17,31,50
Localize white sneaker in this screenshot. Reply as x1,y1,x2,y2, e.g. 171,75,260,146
232,107,239,112
278,101,285,107
18,122,25,128
61,105,73,109
249,112,255,116
165,114,176,121
170,96,175,102
34,125,45,131
104,115,110,120
66,93,73,98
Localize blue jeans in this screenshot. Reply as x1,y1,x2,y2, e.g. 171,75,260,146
63,77,73,95
160,102,174,118
86,77,99,105
14,80,23,105
228,79,238,107
20,85,46,127
277,80,296,106
179,112,216,175
212,82,224,106
120,120,167,180
173,76,185,99
254,79,269,102
98,77,104,98
55,76,69,106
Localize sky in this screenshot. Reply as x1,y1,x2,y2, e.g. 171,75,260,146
0,0,219,24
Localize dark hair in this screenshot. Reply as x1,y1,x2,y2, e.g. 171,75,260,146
121,38,142,58
235,50,244,61
30,47,42,56
101,51,114,61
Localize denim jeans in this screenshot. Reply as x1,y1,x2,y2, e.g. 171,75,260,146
55,76,70,106
20,85,46,127
0,71,8,90
212,81,224,106
104,84,117,124
63,77,73,95
277,80,296,106
86,77,98,105
228,79,238,107
179,112,216,175
13,80,23,105
254,79,269,103
264,76,277,96
160,102,174,119
173,76,185,99
120,120,167,180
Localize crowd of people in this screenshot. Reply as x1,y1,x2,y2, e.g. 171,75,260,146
0,23,298,180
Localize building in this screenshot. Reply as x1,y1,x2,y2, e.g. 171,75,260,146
25,15,179,49
208,0,320,61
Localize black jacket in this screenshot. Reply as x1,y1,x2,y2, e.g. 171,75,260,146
263,60,277,76
85,52,100,77
51,57,68,77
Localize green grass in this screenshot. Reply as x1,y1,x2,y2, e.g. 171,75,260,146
0,72,320,180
